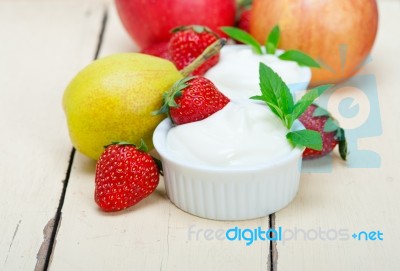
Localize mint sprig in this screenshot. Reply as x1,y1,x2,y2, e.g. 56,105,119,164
220,26,262,55
221,25,320,68
251,61,293,127
288,84,331,127
265,25,280,54
252,63,332,150
278,50,320,68
286,130,322,151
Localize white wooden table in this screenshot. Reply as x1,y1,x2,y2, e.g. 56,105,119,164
1,0,399,270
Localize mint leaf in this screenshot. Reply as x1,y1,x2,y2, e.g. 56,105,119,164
278,50,320,68
266,43,275,55
288,84,332,127
286,130,322,151
250,96,284,120
251,63,294,128
313,106,330,117
137,138,149,152
265,25,280,54
221,27,262,55
324,118,339,132
336,127,345,141
251,63,332,152
337,128,348,160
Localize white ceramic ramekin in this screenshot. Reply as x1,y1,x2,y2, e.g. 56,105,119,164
204,44,311,100
153,119,304,221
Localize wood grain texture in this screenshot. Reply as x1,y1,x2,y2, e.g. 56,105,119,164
274,1,400,270
50,5,271,271
51,154,270,271
0,1,106,270
2,0,398,270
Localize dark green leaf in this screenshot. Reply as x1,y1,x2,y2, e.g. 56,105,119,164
324,118,339,132
103,140,148,152
278,50,321,68
266,42,275,55
336,127,345,141
153,77,194,115
313,106,330,117
221,26,262,55
265,25,280,54
251,63,294,127
104,141,133,148
239,0,253,8
286,130,323,151
337,128,348,160
288,84,332,127
192,25,206,33
137,139,149,152
152,157,164,176
253,96,286,121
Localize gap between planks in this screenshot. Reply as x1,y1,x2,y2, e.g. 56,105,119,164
268,213,278,271
35,6,277,270
36,8,109,271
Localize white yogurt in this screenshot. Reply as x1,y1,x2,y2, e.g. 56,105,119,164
205,45,311,101
166,101,293,168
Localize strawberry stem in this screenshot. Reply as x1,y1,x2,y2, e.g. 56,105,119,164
171,25,215,35
179,38,227,77
103,139,148,152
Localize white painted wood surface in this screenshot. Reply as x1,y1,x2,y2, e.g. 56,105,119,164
50,4,270,271
1,0,399,271
0,1,106,270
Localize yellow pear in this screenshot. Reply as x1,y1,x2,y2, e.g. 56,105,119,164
63,53,182,160
63,39,225,160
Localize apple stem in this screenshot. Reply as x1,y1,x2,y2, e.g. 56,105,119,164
179,38,227,77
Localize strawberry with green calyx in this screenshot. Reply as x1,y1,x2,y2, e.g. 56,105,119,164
221,25,320,68
252,63,332,151
299,104,347,160
169,25,221,76
154,38,229,124
179,38,227,77
95,140,160,212
237,9,251,33
237,0,252,32
156,76,229,125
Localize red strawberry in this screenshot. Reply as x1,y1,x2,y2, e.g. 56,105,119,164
299,104,347,160
169,25,220,76
140,41,170,60
94,141,160,212
237,8,251,33
157,76,229,125
237,0,252,33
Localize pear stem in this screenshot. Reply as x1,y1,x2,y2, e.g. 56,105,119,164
179,38,227,77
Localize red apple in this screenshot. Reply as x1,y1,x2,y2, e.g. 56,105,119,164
250,0,378,86
115,0,237,49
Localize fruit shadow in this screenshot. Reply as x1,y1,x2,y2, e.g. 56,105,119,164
301,152,346,173
76,153,97,175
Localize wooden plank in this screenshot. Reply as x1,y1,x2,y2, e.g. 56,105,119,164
50,5,271,271
0,1,106,270
274,1,400,270
97,1,138,56
52,153,271,271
